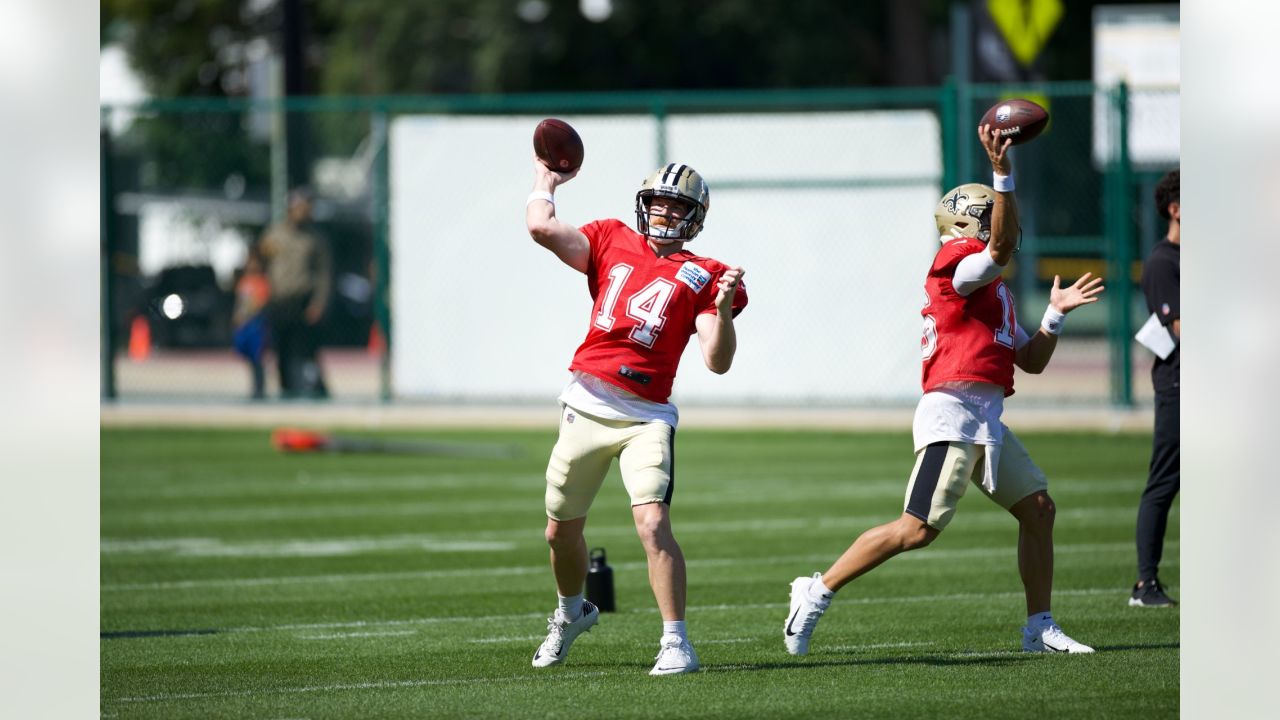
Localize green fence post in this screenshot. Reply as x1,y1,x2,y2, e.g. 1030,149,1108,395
940,77,958,191
956,76,975,186
1105,82,1134,406
372,104,393,403
101,121,117,400
652,98,668,168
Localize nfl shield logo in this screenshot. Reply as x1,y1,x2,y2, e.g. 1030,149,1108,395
996,105,1012,123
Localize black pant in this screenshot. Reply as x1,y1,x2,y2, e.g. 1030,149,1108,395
266,296,328,398
1136,390,1179,580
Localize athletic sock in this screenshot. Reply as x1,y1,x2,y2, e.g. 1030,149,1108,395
662,620,687,641
1027,612,1054,628
809,576,835,602
558,593,584,621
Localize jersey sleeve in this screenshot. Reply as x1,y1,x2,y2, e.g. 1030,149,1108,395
578,219,614,274
1144,255,1180,326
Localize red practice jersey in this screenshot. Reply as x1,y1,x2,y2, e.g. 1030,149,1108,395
920,237,1017,396
569,219,747,403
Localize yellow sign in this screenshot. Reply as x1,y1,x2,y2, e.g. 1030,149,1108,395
987,0,1064,67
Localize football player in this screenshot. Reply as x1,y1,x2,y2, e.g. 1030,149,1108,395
784,124,1104,656
525,158,747,675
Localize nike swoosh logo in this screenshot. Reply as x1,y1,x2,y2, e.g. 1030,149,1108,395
785,607,801,637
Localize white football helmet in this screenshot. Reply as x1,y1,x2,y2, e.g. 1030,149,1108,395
635,164,710,242
934,183,995,242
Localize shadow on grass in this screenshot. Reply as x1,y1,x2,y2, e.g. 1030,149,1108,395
1090,642,1180,652
568,640,1182,674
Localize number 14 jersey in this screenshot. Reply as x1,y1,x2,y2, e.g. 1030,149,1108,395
920,237,1016,396
569,219,748,404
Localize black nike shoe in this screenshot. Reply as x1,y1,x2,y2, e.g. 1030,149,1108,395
1129,577,1177,607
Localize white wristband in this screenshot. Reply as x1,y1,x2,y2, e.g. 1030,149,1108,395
993,173,1015,192
1041,305,1066,335
526,191,555,206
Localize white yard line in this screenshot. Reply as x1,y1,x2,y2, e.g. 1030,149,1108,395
824,641,937,651
109,671,612,704
104,627,1095,706
102,541,1174,592
467,635,546,644
104,586,1138,705
297,630,418,640
101,536,516,558
108,586,1130,638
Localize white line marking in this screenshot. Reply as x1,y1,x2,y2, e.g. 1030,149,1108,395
700,637,755,644
468,635,545,644
297,630,417,640
102,541,1171,592
104,586,1133,639
101,536,516,558
825,641,937,651
109,671,612,704
104,584,1140,705
951,650,1025,658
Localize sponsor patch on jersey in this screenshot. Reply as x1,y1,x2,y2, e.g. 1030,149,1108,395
675,261,711,293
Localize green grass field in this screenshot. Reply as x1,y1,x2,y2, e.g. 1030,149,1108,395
101,427,1178,719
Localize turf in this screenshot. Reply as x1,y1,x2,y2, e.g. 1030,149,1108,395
101,427,1178,719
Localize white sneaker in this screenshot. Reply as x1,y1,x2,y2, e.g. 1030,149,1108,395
531,601,600,667
649,634,700,676
784,573,832,656
1022,622,1095,654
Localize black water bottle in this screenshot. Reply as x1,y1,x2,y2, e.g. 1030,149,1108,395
585,547,615,612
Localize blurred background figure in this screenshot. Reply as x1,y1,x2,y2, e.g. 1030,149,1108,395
231,247,272,400
260,188,332,399
1131,168,1180,608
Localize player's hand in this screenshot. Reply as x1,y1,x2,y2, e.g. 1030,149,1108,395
532,153,578,189
978,123,1013,177
1049,272,1105,314
714,266,744,313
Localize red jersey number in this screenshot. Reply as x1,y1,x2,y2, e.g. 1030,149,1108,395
921,282,1017,359
921,315,938,359
593,263,677,349
993,283,1016,348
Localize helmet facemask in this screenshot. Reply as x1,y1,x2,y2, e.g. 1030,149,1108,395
638,196,697,243
635,164,710,243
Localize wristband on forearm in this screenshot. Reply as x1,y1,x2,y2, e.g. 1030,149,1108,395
1041,305,1065,335
993,172,1014,192
526,190,555,206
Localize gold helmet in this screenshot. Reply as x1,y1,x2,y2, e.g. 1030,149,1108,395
635,163,710,242
934,183,995,242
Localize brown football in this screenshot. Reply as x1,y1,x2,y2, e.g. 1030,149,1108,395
979,98,1049,146
533,118,584,173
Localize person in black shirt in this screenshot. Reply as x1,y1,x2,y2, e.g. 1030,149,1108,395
1131,169,1180,607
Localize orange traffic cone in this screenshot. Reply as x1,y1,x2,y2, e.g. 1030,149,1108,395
367,322,386,356
128,315,151,361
